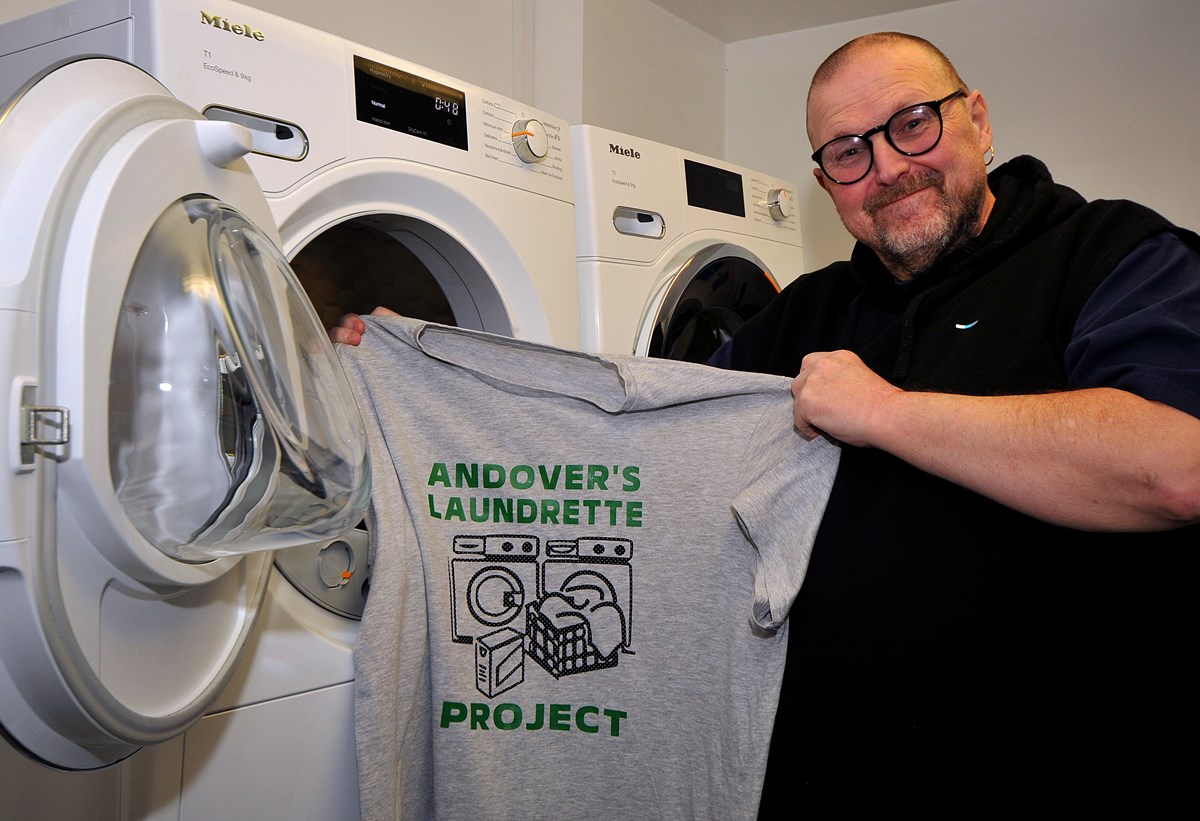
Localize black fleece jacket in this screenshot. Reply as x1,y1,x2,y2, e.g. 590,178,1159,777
740,156,1200,810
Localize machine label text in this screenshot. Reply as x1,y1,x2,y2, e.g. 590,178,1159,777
201,11,265,41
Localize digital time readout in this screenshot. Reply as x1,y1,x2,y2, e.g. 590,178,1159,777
353,55,468,150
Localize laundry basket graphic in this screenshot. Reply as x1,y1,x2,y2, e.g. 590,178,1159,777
525,597,621,678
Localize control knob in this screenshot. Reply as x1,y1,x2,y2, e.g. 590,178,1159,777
766,187,792,221
512,118,549,163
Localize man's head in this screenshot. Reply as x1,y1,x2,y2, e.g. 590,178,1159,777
807,33,995,279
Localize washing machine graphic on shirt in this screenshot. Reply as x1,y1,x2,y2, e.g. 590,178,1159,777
449,534,540,644
540,538,634,651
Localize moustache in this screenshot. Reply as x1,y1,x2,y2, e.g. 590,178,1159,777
864,171,945,215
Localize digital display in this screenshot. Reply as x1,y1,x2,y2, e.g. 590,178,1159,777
353,55,468,150
684,159,745,217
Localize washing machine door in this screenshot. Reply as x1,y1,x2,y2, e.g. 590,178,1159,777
639,243,781,362
0,59,370,769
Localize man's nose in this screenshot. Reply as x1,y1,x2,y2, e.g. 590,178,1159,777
868,132,911,184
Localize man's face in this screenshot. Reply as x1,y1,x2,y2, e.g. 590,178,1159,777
808,43,995,278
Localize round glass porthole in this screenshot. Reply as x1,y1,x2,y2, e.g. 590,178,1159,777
108,197,370,562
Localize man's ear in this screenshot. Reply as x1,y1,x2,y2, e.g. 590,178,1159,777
968,89,993,154
813,166,831,196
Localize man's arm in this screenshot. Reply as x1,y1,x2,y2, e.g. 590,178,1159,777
792,349,1200,532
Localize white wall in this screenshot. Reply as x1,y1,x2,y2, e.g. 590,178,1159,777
531,0,585,122
578,0,724,157
532,0,726,157
726,0,1200,273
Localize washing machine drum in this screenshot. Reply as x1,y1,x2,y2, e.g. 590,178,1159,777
0,58,369,770
647,246,781,363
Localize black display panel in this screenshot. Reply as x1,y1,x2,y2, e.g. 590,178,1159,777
353,55,468,150
684,159,745,217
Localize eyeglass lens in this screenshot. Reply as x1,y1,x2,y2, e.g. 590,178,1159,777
819,103,945,184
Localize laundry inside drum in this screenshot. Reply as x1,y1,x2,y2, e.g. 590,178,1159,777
290,219,456,329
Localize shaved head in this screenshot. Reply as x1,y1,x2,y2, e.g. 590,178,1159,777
808,33,966,132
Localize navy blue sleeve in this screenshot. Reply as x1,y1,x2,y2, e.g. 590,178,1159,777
706,339,734,369
1066,232,1200,418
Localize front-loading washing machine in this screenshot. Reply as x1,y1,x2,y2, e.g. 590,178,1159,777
0,53,370,816
572,124,802,362
0,1,578,818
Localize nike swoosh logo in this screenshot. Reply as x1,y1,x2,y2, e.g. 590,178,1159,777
954,320,979,330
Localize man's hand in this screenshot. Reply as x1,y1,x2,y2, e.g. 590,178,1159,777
791,350,900,445
327,306,401,346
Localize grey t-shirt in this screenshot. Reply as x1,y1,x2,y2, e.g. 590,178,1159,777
339,317,839,820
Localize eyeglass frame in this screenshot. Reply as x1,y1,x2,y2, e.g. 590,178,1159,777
811,89,969,185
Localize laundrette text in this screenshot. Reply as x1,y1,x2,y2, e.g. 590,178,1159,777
426,462,644,527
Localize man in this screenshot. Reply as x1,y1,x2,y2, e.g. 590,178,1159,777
721,32,1200,813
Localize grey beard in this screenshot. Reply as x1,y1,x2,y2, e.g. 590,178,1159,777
866,172,987,279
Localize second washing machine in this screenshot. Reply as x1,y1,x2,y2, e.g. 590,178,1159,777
572,124,803,362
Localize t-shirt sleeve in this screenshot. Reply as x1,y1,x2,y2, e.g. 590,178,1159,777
732,404,840,633
1066,232,1200,418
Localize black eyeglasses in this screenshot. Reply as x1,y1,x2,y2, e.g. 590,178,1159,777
811,90,968,185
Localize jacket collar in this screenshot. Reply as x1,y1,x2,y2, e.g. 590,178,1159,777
849,155,1085,300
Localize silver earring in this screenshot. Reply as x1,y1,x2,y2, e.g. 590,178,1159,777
985,145,995,166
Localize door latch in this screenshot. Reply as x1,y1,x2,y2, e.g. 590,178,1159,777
13,380,69,470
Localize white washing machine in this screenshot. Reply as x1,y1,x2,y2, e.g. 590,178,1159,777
0,1,578,819
572,124,802,362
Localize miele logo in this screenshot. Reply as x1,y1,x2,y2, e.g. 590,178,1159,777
609,143,641,159
201,11,265,41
